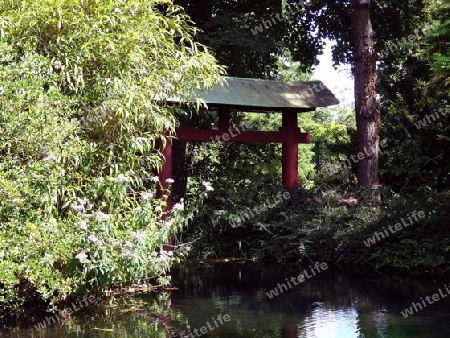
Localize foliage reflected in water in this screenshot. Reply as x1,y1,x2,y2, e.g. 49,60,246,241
2,262,450,337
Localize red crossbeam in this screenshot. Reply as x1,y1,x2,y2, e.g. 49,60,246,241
175,128,310,144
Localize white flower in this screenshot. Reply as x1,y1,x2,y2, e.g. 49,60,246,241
117,174,128,182
150,176,159,182
125,241,133,248
80,221,89,230
70,202,84,212
167,251,173,257
164,219,173,227
141,192,153,200
95,211,109,222
132,230,144,242
41,154,54,161
88,235,101,245
71,199,88,212
52,60,62,70
150,251,158,257
173,202,184,211
121,249,132,259
75,250,88,263
165,178,175,184
202,181,214,192
159,255,171,262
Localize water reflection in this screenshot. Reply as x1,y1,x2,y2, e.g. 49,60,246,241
300,305,361,337
2,262,450,337
170,262,450,337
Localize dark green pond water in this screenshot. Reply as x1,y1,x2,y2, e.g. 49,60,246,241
2,262,450,337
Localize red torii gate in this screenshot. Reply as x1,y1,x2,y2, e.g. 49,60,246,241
158,77,339,210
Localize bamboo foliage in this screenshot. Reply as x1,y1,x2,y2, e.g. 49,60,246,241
0,0,224,311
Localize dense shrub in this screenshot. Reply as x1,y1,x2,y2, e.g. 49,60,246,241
183,168,450,273
0,0,223,313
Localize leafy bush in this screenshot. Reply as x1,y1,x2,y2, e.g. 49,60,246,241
0,0,223,313
183,166,450,273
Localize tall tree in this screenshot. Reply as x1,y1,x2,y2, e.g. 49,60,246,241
350,0,379,191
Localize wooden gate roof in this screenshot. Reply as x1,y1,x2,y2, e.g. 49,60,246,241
169,76,339,111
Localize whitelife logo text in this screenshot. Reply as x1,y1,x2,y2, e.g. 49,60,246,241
401,284,450,318
266,262,328,299
183,313,231,337
34,294,101,331
363,210,425,247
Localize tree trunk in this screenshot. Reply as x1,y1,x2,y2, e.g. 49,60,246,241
351,0,380,192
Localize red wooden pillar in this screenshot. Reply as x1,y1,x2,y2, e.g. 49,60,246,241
281,110,299,189
157,136,174,249
218,107,231,130
156,136,172,212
